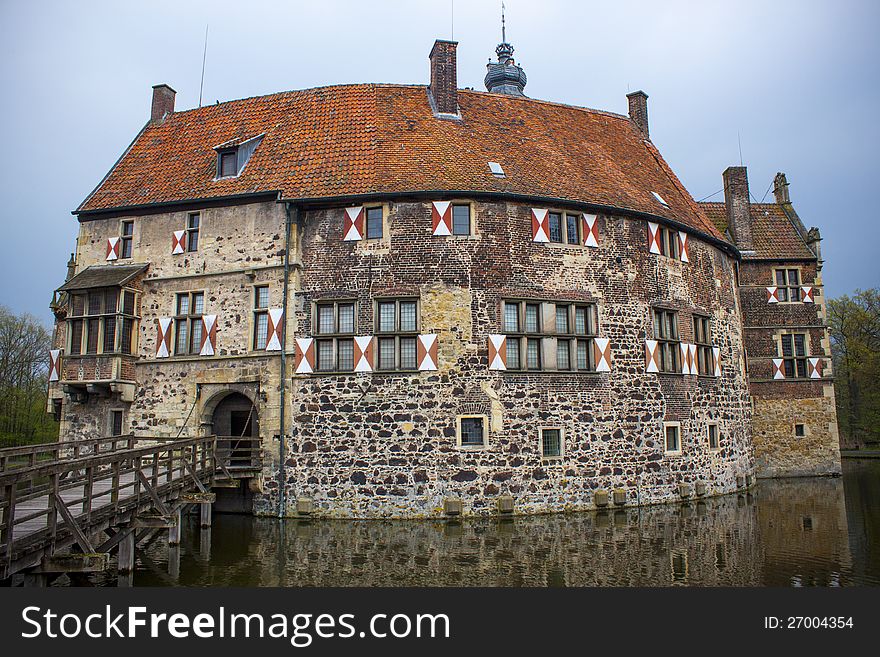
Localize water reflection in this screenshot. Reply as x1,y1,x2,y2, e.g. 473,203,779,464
120,459,880,586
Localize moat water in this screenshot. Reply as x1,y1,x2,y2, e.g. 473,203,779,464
86,458,880,586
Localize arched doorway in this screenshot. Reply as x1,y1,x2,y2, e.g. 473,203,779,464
211,392,259,438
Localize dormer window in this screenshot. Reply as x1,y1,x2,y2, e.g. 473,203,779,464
213,134,264,180
218,150,237,178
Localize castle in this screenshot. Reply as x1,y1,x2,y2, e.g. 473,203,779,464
46,35,840,517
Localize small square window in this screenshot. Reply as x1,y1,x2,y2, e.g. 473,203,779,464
452,204,471,235
794,424,805,437
366,207,383,239
664,423,681,454
458,416,486,447
541,428,562,458
219,150,237,177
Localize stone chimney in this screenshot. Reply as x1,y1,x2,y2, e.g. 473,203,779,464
151,84,176,123
773,172,791,204
722,166,755,252
66,253,76,281
627,91,649,139
428,40,459,116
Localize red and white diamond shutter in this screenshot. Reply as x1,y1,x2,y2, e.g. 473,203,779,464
678,231,690,262
266,308,284,351
294,338,315,374
766,287,780,303
808,357,823,378
172,230,186,255
679,342,691,375
772,358,785,379
593,337,611,372
645,339,660,373
199,315,217,356
713,347,721,377
48,350,62,382
488,335,507,370
582,213,599,248
354,336,374,372
343,206,364,241
418,334,438,371
155,318,172,358
647,222,661,255
531,208,550,242
106,237,120,261
431,201,452,236
801,286,814,303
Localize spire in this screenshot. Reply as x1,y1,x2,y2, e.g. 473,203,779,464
484,1,527,96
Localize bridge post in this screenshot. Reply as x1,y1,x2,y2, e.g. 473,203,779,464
118,531,135,573
200,502,212,528
168,508,182,545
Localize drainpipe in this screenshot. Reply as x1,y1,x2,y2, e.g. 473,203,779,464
278,203,297,517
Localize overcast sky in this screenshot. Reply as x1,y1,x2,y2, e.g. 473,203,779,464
1,0,877,324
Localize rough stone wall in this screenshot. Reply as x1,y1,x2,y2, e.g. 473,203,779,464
259,199,754,517
738,259,840,477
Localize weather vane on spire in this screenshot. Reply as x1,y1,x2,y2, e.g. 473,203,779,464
501,1,507,43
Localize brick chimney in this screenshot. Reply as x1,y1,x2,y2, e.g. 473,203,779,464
722,166,755,252
626,91,649,139
428,40,459,116
151,84,176,123
773,172,791,204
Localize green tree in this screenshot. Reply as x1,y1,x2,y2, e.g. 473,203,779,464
0,305,59,446
828,289,880,448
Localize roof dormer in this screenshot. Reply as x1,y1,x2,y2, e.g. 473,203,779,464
213,134,264,179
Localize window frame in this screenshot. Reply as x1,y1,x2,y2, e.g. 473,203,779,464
693,314,714,376
543,209,584,247
217,149,238,178
502,300,598,372
174,291,205,356
779,332,808,379
451,203,472,236
707,422,720,451
657,225,680,260
252,285,270,351
312,300,357,372
364,205,384,240
794,423,806,437
186,212,200,252
109,409,125,437
773,267,802,303
120,220,134,259
663,421,682,455
456,415,488,450
373,297,420,372
653,308,681,374
539,427,564,460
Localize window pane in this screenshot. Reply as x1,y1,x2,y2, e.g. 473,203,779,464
527,338,541,369
709,425,718,449
70,320,83,355
378,337,396,370
190,319,203,354
255,286,269,309
399,301,417,332
254,313,268,349
121,318,133,354
175,320,188,354
104,289,118,314
575,307,587,335
111,411,123,437
400,337,417,370
123,291,135,315
317,340,335,371
666,426,679,451
793,334,806,357
556,340,570,370
220,151,237,177
653,310,663,339
192,293,204,315
121,237,132,259
378,302,396,332
577,340,589,370
506,338,520,369
87,319,100,354
366,207,383,239
103,316,116,353
452,205,470,235
555,306,569,334
504,303,519,332
781,335,793,357
460,418,484,446
548,213,562,242
525,304,539,332
176,295,189,316
188,213,200,229
784,360,794,378
188,229,199,252
542,429,561,457
317,305,335,334
122,222,133,237
72,295,85,317
88,292,102,315
566,215,579,245
338,303,355,333
796,359,807,378
776,270,786,287
788,269,800,286
337,339,354,371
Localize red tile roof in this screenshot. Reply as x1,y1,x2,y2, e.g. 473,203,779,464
699,201,815,259
77,84,724,241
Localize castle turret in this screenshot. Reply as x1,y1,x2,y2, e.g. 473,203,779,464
484,6,527,96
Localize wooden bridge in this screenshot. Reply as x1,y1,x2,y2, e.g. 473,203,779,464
0,435,260,585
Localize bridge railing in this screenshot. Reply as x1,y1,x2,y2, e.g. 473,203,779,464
215,436,262,472
0,435,139,473
0,436,218,575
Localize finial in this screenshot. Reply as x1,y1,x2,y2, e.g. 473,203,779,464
501,1,506,43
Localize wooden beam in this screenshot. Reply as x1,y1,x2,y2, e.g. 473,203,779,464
132,514,177,529
53,493,96,553
35,553,109,573
136,471,170,516
180,492,216,504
